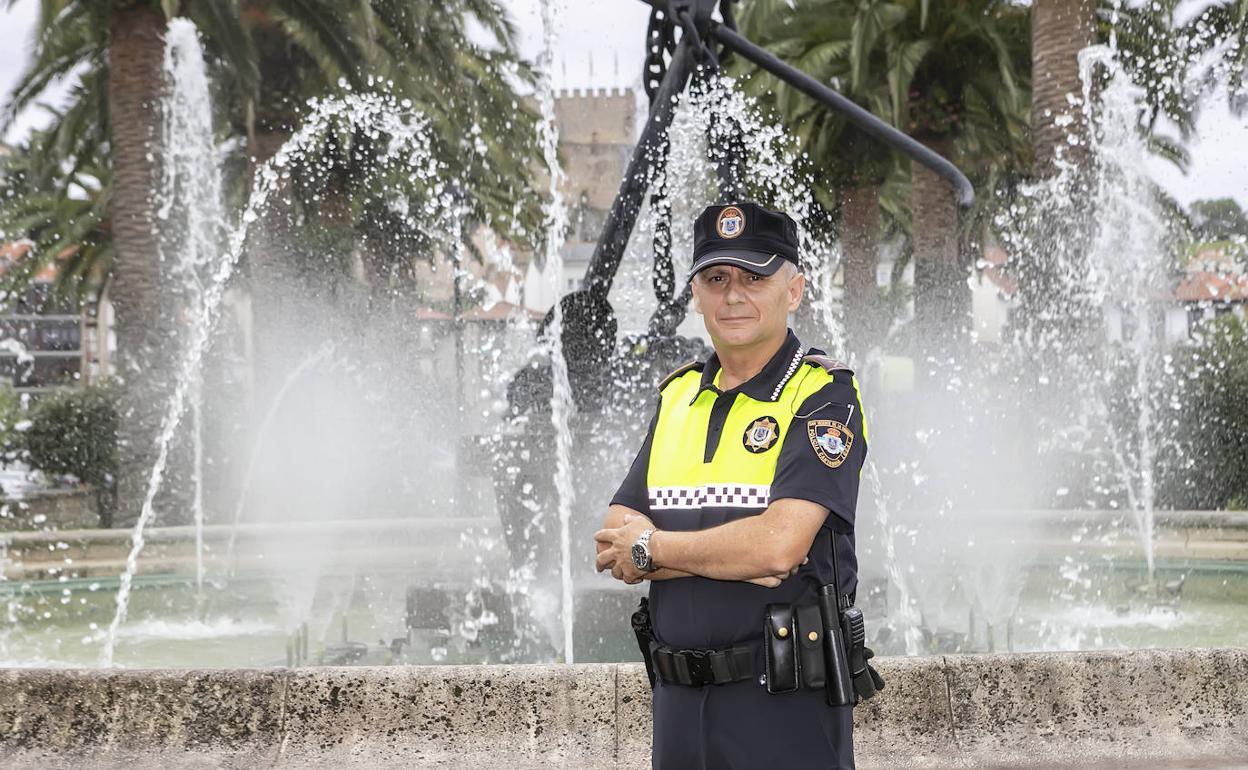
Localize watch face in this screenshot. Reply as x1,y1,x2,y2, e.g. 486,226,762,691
631,542,648,569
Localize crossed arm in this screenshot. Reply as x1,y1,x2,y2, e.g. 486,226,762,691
593,498,829,587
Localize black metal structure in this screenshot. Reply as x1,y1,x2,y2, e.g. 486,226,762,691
566,0,974,359
491,0,976,584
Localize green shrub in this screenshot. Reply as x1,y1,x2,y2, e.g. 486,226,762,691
22,382,119,525
1162,315,1248,510
0,385,23,463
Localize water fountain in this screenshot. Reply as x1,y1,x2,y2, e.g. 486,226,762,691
92,23,452,664
1,0,1244,672
156,19,229,597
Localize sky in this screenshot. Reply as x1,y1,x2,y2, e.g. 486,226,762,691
0,0,1245,209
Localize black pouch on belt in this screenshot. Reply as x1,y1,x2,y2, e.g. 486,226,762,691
763,603,798,693
794,604,827,690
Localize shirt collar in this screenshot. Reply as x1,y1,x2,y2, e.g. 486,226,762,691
693,330,805,404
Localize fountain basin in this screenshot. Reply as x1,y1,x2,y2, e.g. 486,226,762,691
1,512,1246,666
0,648,1245,769
3,510,1245,582
0,517,498,581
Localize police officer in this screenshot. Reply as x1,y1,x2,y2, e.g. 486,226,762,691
594,202,868,769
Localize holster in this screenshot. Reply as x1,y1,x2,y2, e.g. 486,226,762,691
817,585,856,706
632,598,657,689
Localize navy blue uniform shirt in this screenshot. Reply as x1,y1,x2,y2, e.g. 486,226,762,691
610,331,866,650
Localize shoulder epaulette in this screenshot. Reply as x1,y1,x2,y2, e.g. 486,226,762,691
658,359,703,391
801,354,854,376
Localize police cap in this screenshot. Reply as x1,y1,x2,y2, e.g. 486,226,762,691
689,202,800,279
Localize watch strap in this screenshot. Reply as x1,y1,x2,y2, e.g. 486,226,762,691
636,528,657,571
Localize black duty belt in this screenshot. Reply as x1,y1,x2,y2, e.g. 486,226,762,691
651,643,755,687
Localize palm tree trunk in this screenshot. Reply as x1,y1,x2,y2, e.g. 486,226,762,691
109,1,173,527
1023,0,1099,369
840,184,881,358
911,138,968,373
1031,0,1097,177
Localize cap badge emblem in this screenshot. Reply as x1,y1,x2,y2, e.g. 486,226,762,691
807,420,854,468
716,206,745,239
743,416,780,453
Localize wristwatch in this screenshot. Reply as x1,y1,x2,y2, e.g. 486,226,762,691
631,528,658,572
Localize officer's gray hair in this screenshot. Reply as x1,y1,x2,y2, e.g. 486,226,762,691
780,261,801,280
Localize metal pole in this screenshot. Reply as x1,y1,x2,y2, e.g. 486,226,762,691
709,23,975,207
581,37,698,296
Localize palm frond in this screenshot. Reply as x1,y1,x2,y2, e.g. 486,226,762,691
273,0,369,88
2,1,105,132
1145,133,1191,173
886,38,931,126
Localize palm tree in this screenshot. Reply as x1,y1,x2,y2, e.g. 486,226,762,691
1017,0,1247,360
736,0,1030,362
1111,0,1247,153
1030,0,1096,178
2,0,546,525
0,0,258,524
895,0,1031,364
234,1,544,260
1031,0,1246,179
232,1,546,420
0,85,112,296
107,1,187,523
735,0,894,356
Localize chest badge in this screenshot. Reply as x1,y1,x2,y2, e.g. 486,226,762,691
743,416,780,453
808,420,854,468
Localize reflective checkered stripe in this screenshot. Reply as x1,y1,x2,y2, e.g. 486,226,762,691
648,485,771,510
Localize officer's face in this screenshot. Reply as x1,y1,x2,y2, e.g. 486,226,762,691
692,264,804,350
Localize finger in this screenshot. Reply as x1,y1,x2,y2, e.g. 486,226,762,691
592,529,615,543
596,548,617,570
612,564,625,581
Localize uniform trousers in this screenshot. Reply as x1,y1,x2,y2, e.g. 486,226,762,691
651,677,855,769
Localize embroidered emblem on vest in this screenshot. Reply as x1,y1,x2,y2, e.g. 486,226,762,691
743,416,780,453
807,419,854,468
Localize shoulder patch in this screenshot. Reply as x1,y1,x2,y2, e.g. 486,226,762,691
658,359,703,392
802,354,854,375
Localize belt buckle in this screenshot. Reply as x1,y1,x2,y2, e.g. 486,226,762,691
681,648,715,685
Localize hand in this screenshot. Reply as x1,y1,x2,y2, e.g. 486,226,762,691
746,575,785,588
593,513,655,584
744,557,808,588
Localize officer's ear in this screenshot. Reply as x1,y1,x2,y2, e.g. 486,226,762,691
786,269,805,313
691,276,705,315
